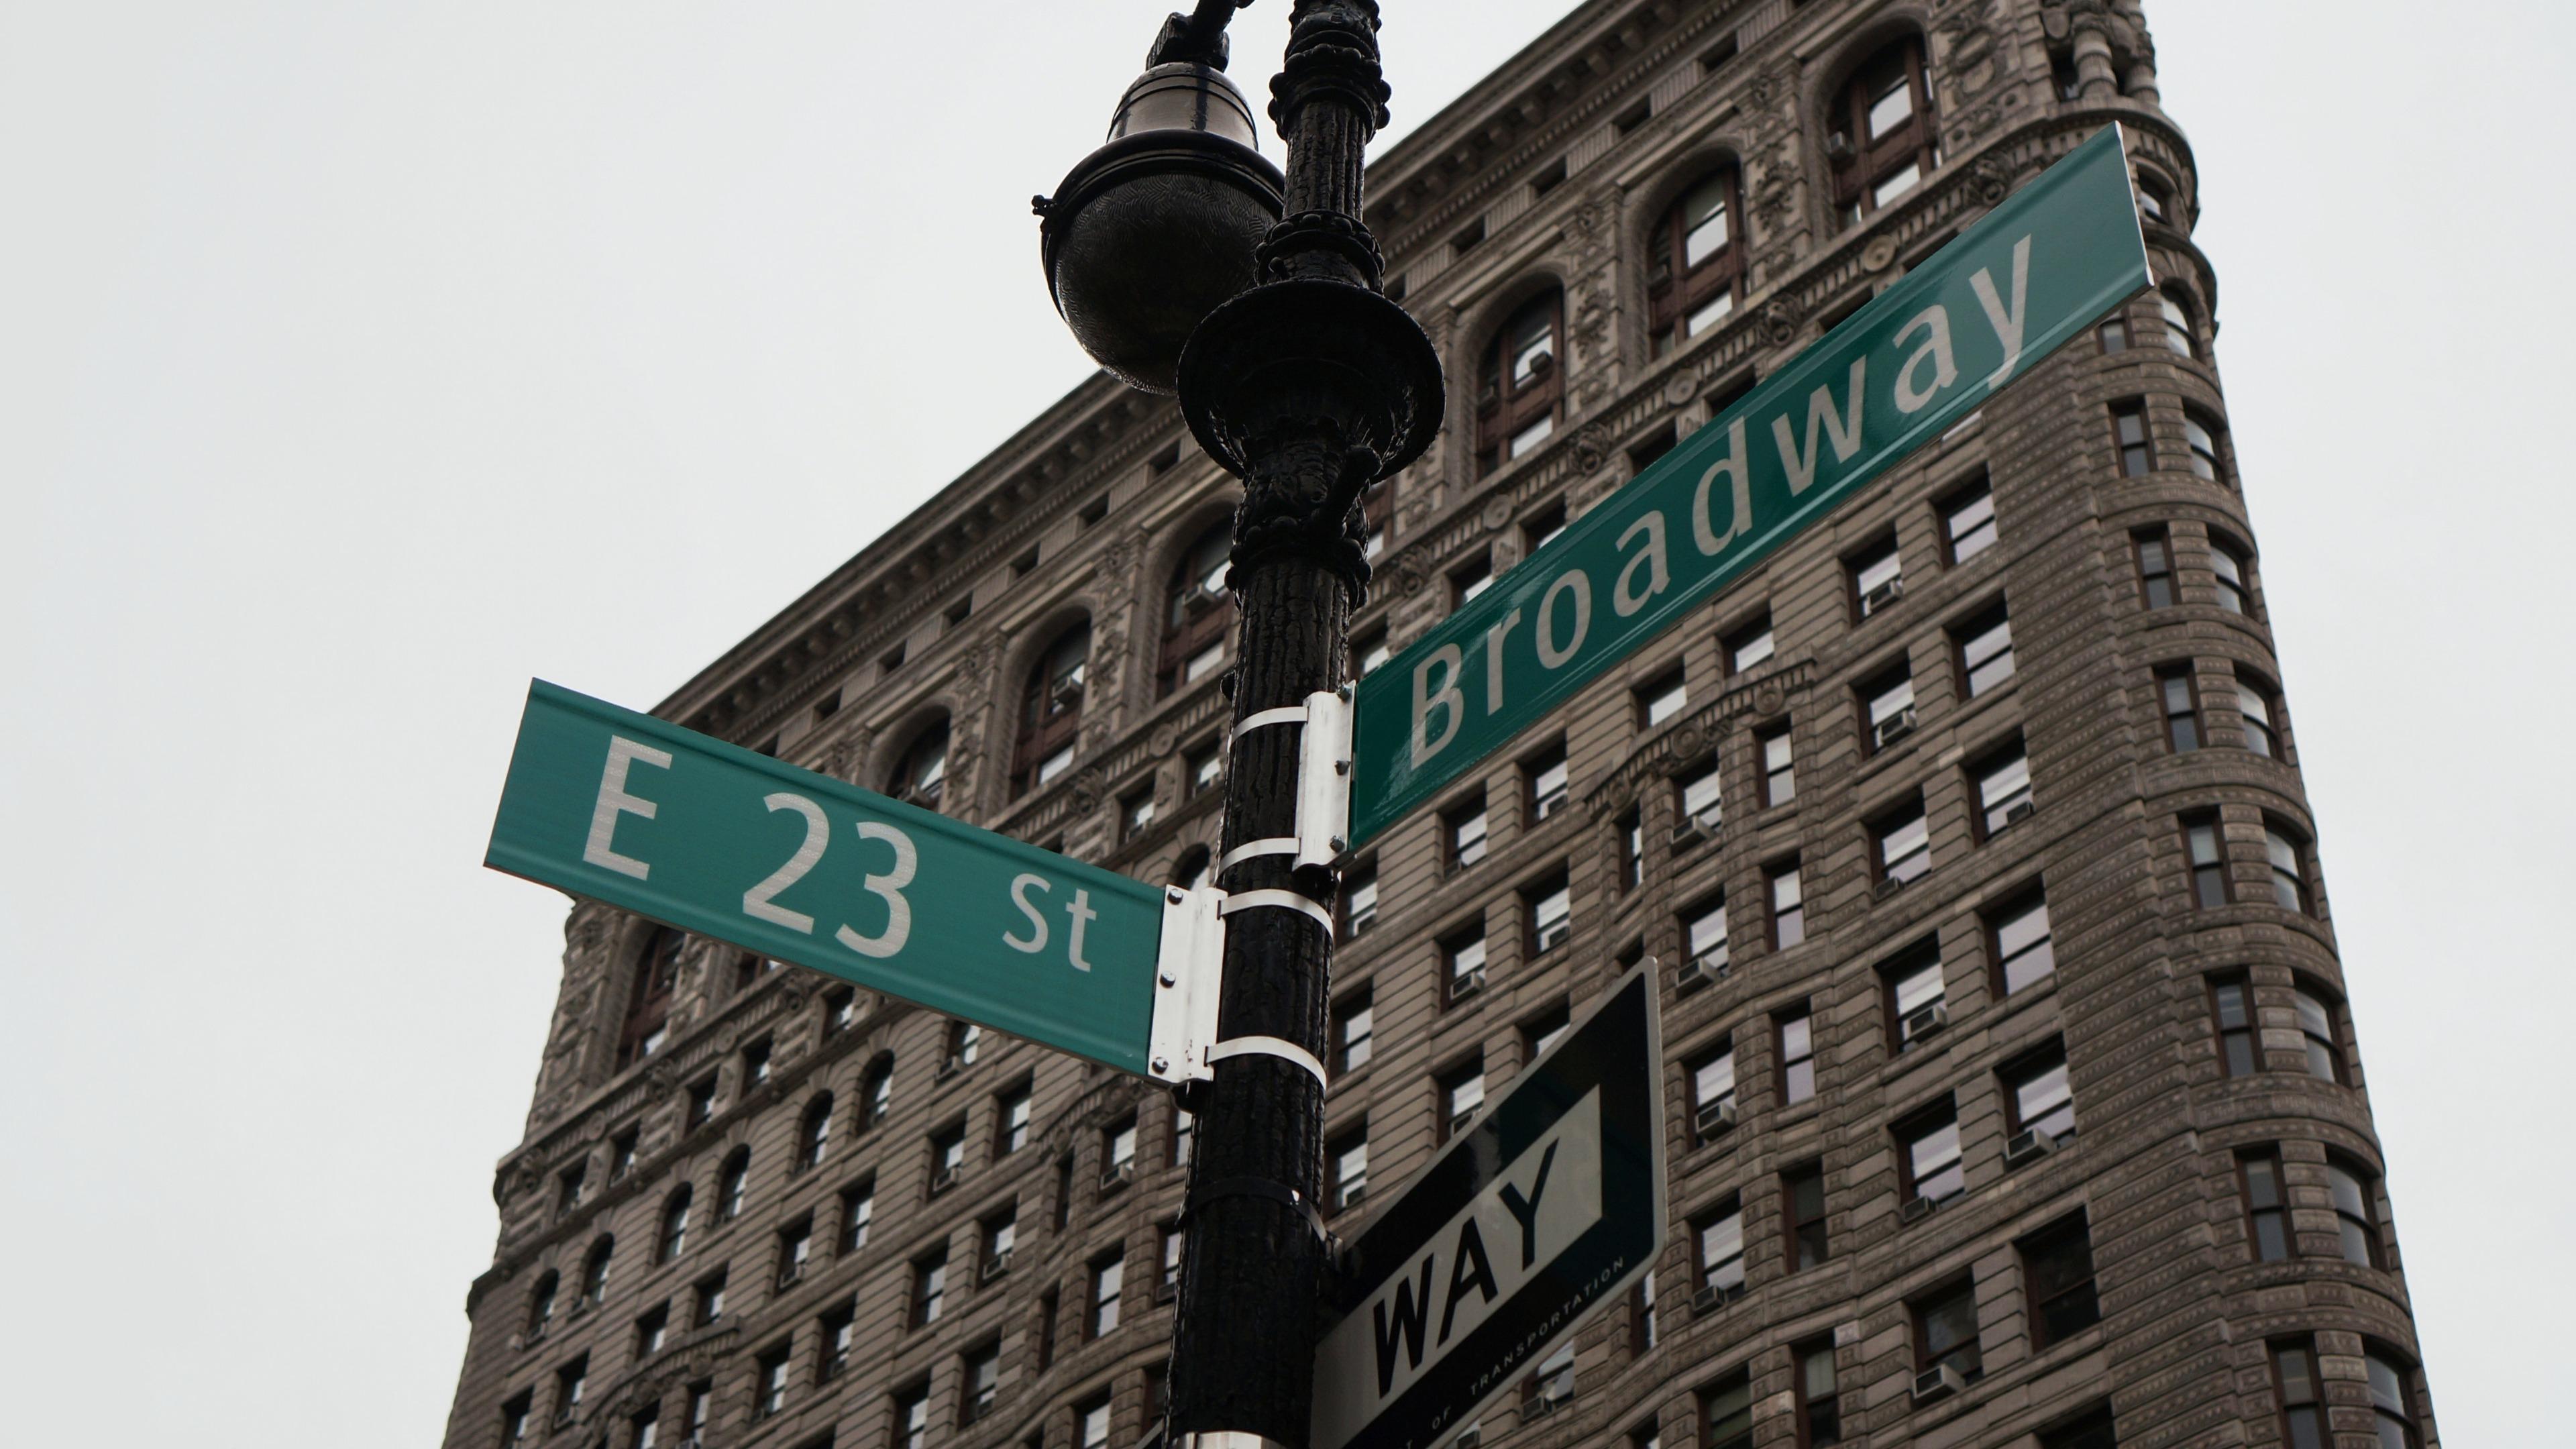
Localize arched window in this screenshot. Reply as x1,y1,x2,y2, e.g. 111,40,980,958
1476,292,1564,477
888,718,951,811
615,928,684,1069
1829,37,1939,229
582,1238,614,1306
1012,622,1091,796
659,1185,692,1263
527,1271,559,1340
1158,521,1236,696
798,1095,835,1171
1648,168,1747,355
859,1055,896,1130
2157,288,2198,359
718,1149,751,1222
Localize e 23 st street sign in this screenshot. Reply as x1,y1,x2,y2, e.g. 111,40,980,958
1346,125,2153,847
486,680,1175,1077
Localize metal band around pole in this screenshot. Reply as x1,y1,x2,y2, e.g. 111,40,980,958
1232,704,1308,737
1205,1034,1329,1091
1219,836,1299,869
1216,887,1334,934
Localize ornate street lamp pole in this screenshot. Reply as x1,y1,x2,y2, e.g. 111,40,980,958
1040,5,1441,1448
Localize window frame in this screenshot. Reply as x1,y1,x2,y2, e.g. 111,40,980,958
1648,167,1750,352
2238,1146,2292,1262
1477,292,1567,476
2019,1213,2102,1350
2110,400,2152,477
1157,519,1236,697
2157,663,2204,753
2133,526,2176,608
1829,36,1941,228
1011,621,1092,798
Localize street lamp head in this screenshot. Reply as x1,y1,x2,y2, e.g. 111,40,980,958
1037,58,1283,394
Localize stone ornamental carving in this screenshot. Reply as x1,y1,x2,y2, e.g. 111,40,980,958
1571,421,1612,475
1861,235,1899,273
1389,549,1432,598
1662,371,1699,409
821,724,871,783
1754,682,1787,718
1067,764,1106,817
1149,722,1179,757
1479,495,1515,531
1757,296,1805,350
952,640,996,704
1969,151,2017,207
1664,724,1709,765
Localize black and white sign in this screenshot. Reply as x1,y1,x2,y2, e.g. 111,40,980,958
1311,967,1666,1449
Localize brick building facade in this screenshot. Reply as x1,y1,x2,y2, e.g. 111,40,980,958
443,3,2437,1447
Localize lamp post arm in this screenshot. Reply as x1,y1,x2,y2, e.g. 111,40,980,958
1150,0,1247,70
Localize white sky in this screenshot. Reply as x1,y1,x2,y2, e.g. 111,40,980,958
1,2,2565,1443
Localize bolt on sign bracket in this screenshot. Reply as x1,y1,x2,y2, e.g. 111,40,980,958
1218,688,1354,872
1149,884,1228,1087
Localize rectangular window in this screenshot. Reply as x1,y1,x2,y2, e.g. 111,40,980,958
1758,727,1795,807
2096,317,2129,353
1330,1129,1369,1212
1897,1100,1965,1208
1341,862,1379,939
1695,1197,1746,1298
834,1178,874,1254
1448,798,1490,871
1627,1274,1659,1356
2005,1043,2076,1143
996,1084,1033,1157
1724,612,1775,674
1849,538,1904,619
1171,1106,1194,1169
816,1303,855,1381
2211,539,2254,614
974,1214,1016,1285
1527,744,1570,822
1940,475,1997,566
1638,669,1688,729
1089,1252,1124,1338
1122,790,1156,842
2112,402,2151,476
2158,665,2202,751
1333,990,1375,1074
1078,1397,1114,1449
1703,1373,1754,1449
2039,1406,2117,1449
1618,808,1646,889
2184,814,2229,906
2272,1341,2326,1449
1187,741,1222,797
911,1250,948,1328
2208,975,2257,1076
1884,946,1946,1051
1446,931,1489,1004
553,1355,590,1428
2266,824,2314,915
2135,527,2175,608
1972,737,2034,838
1527,874,1572,955
775,1218,813,1287
2241,1147,2292,1261
755,1346,790,1419
1989,889,2055,995
502,1394,533,1448
1526,1342,1574,1409
824,987,857,1034
960,1342,1002,1424
1860,663,1917,755
1036,1290,1059,1371
1452,555,1494,608
635,1305,668,1358
1873,798,1931,888
1523,501,1569,556
1766,861,1805,949
1913,1281,1983,1385
1352,627,1391,678
1105,1118,1138,1179
1954,602,2015,697
2184,411,2224,482
1776,1007,1816,1106
928,1124,966,1195
1523,1004,1572,1058
1161,1221,1187,1295
1676,757,1723,836
2236,669,2282,758
2328,1158,2381,1267
692,1271,727,1328
1683,896,1729,979
2294,985,2345,1083
1688,1041,1737,1142
2368,1351,2422,1448
1440,1058,1487,1141
2022,1214,2102,1348
686,1075,718,1129
1794,1338,1842,1447
1782,1163,1828,1271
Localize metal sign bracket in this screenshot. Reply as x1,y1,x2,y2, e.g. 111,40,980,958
1219,688,1354,871
1148,884,1228,1088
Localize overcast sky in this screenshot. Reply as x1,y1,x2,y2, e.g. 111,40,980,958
3,2,2567,1444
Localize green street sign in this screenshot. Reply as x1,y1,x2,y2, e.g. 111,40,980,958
1346,125,2152,848
486,680,1192,1079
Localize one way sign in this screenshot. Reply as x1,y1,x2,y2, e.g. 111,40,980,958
1312,966,1666,1449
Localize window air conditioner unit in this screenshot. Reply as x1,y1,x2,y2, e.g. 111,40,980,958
1452,967,1487,1002
1051,676,1086,707
1102,1161,1137,1192
2005,1128,2063,1165
1872,706,1920,749
1670,816,1709,849
1525,1395,1563,1421
1825,131,1856,162
930,1165,959,1194
935,1055,964,1082
1342,1182,1368,1208
1862,577,1905,613
1690,1283,1738,1314
1912,1364,1966,1402
1676,955,1724,994
1900,1194,1939,1225
1902,1002,1949,1042
1449,1108,1480,1137
1455,1428,1482,1449
1155,1275,1178,1303
981,1250,1014,1283
779,1260,808,1287
1874,873,1910,900
1695,1098,1738,1137
1536,922,1570,953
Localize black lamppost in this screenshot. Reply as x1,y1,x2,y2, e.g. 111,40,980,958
1038,5,1441,1449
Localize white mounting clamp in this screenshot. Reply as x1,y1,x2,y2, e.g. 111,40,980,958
1147,885,1227,1089
1221,687,1352,871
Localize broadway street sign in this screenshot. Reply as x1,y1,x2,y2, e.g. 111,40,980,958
1346,125,2152,847
1311,966,1664,1449
486,679,1202,1080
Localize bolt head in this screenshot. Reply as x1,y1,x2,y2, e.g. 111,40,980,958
1159,971,1178,987
1152,1056,1171,1074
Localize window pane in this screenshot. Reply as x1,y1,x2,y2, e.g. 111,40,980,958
1681,175,1733,266
2015,1059,2074,1138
